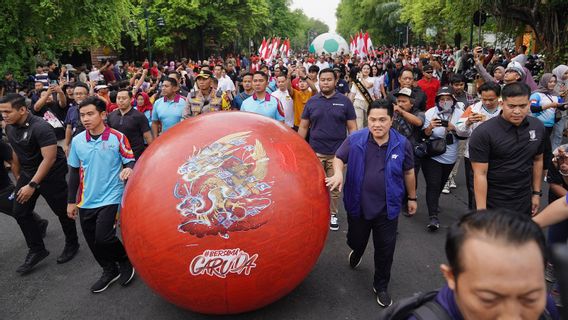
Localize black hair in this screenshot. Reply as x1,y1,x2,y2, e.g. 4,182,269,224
501,82,531,100
163,78,178,87
253,71,268,81
450,73,466,84
74,82,89,93
319,68,337,80
242,72,253,79
477,82,501,96
308,65,320,74
399,68,414,78
109,90,118,104
117,88,132,98
367,99,393,118
446,209,546,279
167,71,181,80
78,96,106,112
0,93,26,109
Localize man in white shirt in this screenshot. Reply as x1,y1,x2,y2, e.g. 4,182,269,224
271,74,294,127
213,64,236,93
315,55,330,70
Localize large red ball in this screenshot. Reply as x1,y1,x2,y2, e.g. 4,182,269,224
121,112,330,314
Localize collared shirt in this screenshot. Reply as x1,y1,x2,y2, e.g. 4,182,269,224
151,94,186,133
301,92,357,155
241,93,285,121
271,89,294,127
183,90,224,118
469,115,545,203
232,91,253,110
336,133,414,220
107,107,151,160
6,114,67,176
68,127,135,209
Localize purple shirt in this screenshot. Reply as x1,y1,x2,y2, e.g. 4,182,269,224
336,133,414,220
301,92,356,155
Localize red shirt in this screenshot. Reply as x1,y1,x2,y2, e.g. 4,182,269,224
417,77,440,110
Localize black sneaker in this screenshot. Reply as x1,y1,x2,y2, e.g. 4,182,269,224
330,214,339,231
118,259,136,287
39,219,48,239
376,290,393,308
349,250,363,269
56,243,80,264
91,269,120,293
16,249,50,275
427,216,440,232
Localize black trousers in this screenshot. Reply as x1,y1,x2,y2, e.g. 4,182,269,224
79,204,127,270
464,157,476,210
12,171,78,253
421,158,454,217
0,184,43,223
347,214,398,292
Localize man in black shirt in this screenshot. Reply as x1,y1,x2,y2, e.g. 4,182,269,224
469,83,545,215
107,89,153,160
0,141,47,234
32,85,67,143
0,93,79,275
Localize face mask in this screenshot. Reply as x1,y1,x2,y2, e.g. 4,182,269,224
440,100,453,110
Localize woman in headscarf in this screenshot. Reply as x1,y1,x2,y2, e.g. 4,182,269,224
530,73,564,170
421,87,465,232
133,91,153,127
551,65,568,150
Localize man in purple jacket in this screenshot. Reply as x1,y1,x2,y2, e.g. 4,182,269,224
379,209,559,319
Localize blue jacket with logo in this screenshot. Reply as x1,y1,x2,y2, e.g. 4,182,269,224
343,128,408,220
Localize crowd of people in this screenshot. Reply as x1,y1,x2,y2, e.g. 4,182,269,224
1,43,568,318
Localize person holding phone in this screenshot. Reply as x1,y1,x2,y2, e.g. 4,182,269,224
530,73,564,160
422,87,465,231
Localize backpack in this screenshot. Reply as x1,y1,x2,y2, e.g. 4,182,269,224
376,290,451,320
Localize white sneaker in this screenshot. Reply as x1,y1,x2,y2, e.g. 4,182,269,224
330,214,339,231
449,177,457,189
442,182,451,194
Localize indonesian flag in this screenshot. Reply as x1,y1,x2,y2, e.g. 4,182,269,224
349,36,355,54
280,38,290,58
270,37,280,60
258,37,267,57
363,32,370,57
366,34,375,58
357,31,365,58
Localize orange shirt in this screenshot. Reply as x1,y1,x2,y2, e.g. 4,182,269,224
292,89,316,127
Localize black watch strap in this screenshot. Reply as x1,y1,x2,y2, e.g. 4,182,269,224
532,190,543,196
28,181,40,189
407,197,417,201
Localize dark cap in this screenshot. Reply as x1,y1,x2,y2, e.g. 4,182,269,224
196,70,212,79
423,64,434,72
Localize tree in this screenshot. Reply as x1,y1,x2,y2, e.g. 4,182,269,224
0,0,134,77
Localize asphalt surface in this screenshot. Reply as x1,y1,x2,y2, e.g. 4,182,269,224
0,165,549,320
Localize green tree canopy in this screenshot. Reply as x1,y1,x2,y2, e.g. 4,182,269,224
0,0,133,77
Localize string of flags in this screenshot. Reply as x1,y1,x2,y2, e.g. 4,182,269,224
349,31,376,58
258,37,291,60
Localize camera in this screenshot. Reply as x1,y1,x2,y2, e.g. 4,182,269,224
440,120,449,127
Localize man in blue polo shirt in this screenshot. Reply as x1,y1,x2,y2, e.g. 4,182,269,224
151,78,186,137
241,71,285,122
67,97,136,293
299,68,357,231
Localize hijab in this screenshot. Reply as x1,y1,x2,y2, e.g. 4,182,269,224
537,73,555,94
134,92,153,114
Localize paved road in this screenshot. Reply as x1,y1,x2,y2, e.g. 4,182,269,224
0,167,549,320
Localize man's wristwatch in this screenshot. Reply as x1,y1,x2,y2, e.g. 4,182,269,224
532,190,543,196
28,181,40,189
407,197,417,201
